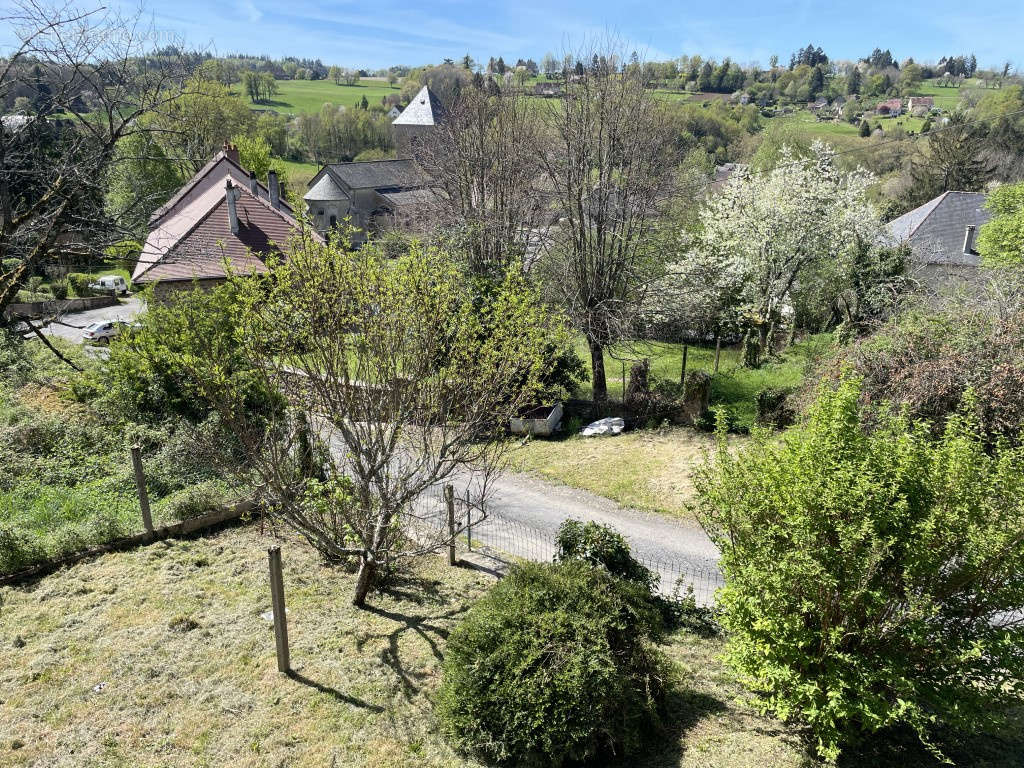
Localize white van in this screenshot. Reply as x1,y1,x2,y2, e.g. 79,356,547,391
88,275,129,295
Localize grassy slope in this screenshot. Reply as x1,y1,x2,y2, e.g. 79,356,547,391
574,333,833,429
242,79,401,115
2,525,1018,767
508,335,832,519
0,525,807,768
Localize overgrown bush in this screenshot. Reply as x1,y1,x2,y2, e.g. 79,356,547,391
811,290,1024,445
555,518,657,593
753,386,794,428
67,272,93,297
50,280,69,300
437,561,672,767
695,374,1024,761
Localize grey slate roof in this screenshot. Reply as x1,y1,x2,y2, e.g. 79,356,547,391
378,188,441,208
887,191,990,266
392,85,444,126
325,159,429,192
304,172,348,202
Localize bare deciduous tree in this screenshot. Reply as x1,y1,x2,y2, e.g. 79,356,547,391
173,236,562,606
415,80,548,277
0,0,195,326
538,47,678,401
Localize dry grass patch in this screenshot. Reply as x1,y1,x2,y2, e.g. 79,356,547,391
509,428,733,520
0,525,493,768
2,523,1008,767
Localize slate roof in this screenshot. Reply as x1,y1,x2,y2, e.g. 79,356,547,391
323,159,429,192
392,85,444,126
378,188,442,208
134,186,314,284
887,191,990,266
304,172,348,202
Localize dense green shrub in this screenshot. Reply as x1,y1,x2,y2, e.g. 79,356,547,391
555,518,656,593
437,561,671,767
753,386,794,428
695,374,1024,761
50,280,69,300
67,272,93,297
2,257,22,275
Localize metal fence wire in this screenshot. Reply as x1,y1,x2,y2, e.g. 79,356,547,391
422,487,723,607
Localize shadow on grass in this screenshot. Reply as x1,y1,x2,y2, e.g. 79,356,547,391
286,669,384,712
361,602,472,700
614,688,728,768
837,719,1024,768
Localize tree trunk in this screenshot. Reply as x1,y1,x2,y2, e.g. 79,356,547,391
352,555,377,607
588,337,608,402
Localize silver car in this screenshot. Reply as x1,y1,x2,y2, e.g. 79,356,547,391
81,321,121,344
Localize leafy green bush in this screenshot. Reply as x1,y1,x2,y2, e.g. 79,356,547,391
695,374,1024,761
50,280,69,300
437,561,671,767
67,273,93,297
753,386,794,428
2,257,22,275
555,518,656,593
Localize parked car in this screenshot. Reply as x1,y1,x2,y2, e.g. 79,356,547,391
88,275,129,295
81,321,122,344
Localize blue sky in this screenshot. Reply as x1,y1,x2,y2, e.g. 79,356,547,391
2,0,1021,71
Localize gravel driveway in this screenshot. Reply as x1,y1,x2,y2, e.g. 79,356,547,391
41,297,145,343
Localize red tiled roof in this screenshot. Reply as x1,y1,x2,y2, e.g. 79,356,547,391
148,150,292,225
134,187,314,284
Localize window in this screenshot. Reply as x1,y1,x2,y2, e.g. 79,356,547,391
329,215,337,228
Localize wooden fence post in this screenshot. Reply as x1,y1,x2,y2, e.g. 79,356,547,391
268,547,290,674
679,344,689,384
713,332,722,374
444,484,456,566
130,445,154,535
465,489,472,551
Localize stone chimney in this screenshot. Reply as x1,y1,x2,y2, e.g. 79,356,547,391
223,141,239,164
963,224,977,255
225,180,239,234
268,170,280,210
248,170,258,195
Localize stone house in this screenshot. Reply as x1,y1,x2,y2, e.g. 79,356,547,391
303,85,444,242
887,191,991,293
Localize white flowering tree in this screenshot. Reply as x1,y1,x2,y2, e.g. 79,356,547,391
693,142,879,363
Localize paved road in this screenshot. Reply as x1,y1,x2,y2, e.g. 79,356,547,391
481,469,720,570
40,297,144,343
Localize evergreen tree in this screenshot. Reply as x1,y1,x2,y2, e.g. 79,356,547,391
859,119,871,138
847,66,862,95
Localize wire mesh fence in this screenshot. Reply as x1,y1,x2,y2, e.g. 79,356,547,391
419,485,723,606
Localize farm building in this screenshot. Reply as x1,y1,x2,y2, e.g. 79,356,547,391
304,85,444,242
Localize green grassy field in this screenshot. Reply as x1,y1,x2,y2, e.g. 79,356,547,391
277,158,321,195
3,524,1019,768
574,333,834,430
916,79,970,111
242,79,402,115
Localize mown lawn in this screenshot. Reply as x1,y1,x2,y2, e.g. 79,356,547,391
2,525,1018,768
241,79,401,115
509,426,723,520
